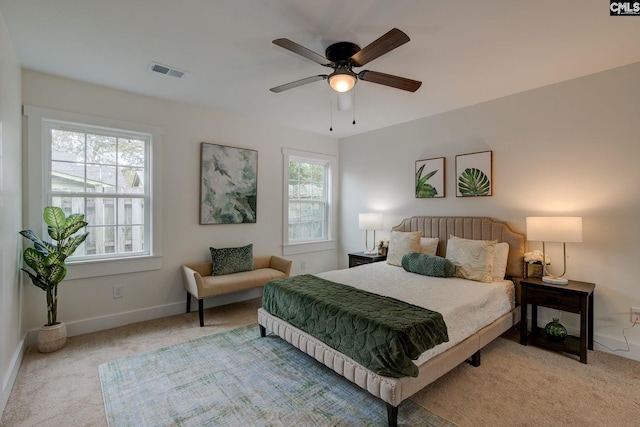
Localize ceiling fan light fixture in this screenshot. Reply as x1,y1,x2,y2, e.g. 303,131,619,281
328,72,357,93
270,29,422,95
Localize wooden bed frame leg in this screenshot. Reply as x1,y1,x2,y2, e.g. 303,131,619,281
386,403,398,427
259,325,266,337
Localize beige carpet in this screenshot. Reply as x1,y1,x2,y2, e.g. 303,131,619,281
412,328,640,426
2,298,639,426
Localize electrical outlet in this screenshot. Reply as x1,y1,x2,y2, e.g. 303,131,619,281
631,307,640,324
301,261,306,270
113,286,123,299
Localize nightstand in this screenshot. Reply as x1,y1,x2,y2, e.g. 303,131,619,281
348,252,387,268
520,277,595,364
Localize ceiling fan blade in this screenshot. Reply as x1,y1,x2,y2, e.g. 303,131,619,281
270,75,328,93
349,28,410,67
358,70,422,92
272,38,334,67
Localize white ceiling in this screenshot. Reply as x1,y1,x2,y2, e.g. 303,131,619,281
1,0,639,138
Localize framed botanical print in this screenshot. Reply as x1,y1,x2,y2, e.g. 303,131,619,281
200,142,258,224
455,150,492,197
415,157,445,198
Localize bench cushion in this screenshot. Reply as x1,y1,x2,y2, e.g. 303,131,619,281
200,267,288,297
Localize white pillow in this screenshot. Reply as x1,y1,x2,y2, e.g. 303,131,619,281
492,242,510,281
445,236,496,283
386,231,422,266
419,237,439,256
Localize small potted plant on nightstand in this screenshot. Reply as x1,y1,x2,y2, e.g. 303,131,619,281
19,206,89,353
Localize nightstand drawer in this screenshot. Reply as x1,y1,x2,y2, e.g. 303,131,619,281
350,259,368,267
348,252,386,268
526,287,581,312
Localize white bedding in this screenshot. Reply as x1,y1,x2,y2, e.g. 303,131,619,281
316,262,514,365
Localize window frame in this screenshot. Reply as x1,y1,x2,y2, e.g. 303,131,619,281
282,148,336,256
46,120,150,260
24,106,163,279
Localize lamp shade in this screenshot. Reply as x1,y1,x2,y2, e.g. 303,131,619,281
526,217,583,243
329,73,357,92
359,213,383,230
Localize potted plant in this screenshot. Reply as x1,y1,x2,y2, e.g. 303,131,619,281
19,206,88,352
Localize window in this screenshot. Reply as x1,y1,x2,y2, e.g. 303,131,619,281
24,106,163,278
282,149,336,255
47,122,149,259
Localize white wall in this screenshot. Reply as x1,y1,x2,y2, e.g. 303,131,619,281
21,70,339,336
339,62,640,360
0,10,23,415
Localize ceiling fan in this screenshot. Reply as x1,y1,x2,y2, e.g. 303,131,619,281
270,28,422,94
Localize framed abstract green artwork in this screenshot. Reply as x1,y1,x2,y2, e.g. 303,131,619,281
200,142,258,224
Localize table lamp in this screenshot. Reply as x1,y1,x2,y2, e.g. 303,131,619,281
359,213,383,254
526,217,583,285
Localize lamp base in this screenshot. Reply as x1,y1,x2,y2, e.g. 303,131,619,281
363,249,378,255
542,275,569,285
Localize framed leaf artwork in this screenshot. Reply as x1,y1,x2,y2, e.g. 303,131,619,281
455,151,492,197
415,157,445,198
200,142,258,224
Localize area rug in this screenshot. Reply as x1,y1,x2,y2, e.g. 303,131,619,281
99,324,455,426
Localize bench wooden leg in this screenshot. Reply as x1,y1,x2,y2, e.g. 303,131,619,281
186,292,191,313
198,299,204,327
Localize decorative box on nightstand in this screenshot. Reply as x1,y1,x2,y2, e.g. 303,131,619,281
348,252,387,268
520,277,595,364
526,263,544,278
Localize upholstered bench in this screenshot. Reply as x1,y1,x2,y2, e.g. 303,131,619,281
181,255,292,326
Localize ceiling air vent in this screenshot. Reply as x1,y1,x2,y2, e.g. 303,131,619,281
149,62,187,79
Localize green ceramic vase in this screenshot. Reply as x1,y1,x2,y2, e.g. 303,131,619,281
544,318,567,342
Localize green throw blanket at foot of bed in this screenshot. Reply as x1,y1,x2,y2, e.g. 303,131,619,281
262,275,449,378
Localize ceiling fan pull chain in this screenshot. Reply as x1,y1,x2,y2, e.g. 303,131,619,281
353,88,356,125
329,97,333,132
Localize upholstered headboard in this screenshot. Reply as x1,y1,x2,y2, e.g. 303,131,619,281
391,216,526,279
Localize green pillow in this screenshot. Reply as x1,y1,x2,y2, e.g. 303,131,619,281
210,244,255,276
401,252,455,278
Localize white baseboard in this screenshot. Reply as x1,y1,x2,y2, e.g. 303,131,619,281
26,289,263,345
1,336,27,416
593,332,640,362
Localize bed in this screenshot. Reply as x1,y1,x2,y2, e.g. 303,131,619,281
258,216,526,426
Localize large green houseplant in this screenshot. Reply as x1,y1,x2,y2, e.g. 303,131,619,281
20,206,88,352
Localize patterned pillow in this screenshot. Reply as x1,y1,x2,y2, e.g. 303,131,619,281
401,252,455,278
386,231,422,266
419,237,439,256
445,236,496,283
210,244,255,276
449,236,509,281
